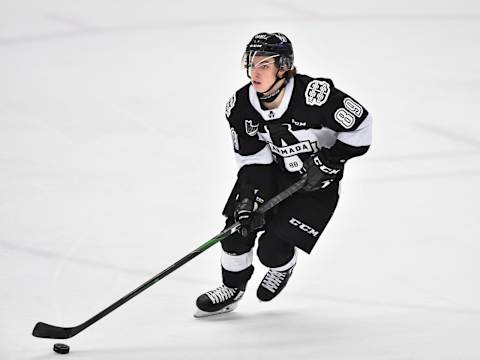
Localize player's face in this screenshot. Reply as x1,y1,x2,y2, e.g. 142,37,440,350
249,56,279,93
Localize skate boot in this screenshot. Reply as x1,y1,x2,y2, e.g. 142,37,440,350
257,265,295,302
194,284,245,318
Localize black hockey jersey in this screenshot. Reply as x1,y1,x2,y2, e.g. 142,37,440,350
221,74,372,217
226,74,371,173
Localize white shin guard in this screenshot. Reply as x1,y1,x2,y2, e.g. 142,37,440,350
221,250,254,272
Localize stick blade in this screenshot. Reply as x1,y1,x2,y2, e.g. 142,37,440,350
32,322,76,339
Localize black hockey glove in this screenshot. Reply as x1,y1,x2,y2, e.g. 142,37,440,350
234,185,265,238
302,150,344,191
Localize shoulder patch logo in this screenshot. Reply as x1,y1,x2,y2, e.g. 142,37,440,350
230,127,239,150
305,80,330,107
225,93,236,118
245,120,259,136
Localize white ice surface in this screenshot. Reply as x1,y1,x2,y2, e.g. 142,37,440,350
1,1,480,359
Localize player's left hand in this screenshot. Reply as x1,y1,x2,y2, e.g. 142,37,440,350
302,151,344,191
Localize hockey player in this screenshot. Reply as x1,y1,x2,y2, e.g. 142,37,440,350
195,32,372,317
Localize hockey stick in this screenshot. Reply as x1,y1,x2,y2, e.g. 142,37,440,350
32,177,307,339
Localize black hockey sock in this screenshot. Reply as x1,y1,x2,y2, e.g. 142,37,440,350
222,265,254,289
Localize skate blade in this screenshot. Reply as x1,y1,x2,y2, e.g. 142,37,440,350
193,302,238,318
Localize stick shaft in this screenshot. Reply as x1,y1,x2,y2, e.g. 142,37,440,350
32,177,306,339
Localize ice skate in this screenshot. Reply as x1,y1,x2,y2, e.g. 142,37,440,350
256,265,295,302
194,284,245,318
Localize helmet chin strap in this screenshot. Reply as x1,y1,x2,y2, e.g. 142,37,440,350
257,71,287,103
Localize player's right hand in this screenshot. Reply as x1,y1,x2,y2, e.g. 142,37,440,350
234,185,265,237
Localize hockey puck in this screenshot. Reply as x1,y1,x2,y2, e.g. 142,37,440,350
53,343,70,354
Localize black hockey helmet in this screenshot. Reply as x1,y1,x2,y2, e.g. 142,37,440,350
242,32,294,75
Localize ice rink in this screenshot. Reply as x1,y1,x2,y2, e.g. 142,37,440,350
2,1,480,359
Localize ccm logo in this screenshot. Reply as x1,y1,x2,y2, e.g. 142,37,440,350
289,218,319,237
313,157,340,175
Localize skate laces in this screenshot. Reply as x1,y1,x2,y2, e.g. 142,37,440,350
206,285,237,304
261,270,288,293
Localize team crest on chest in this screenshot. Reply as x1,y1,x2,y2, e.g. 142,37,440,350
305,80,330,107
245,120,259,136
268,140,317,158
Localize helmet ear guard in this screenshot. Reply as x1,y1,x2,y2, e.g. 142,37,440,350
277,55,293,72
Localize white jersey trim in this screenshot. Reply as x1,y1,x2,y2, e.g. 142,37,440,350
235,145,273,169
336,114,372,147
248,78,295,120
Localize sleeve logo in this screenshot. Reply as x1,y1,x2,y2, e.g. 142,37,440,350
305,80,330,106
225,93,236,118
334,97,363,129
230,127,239,150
